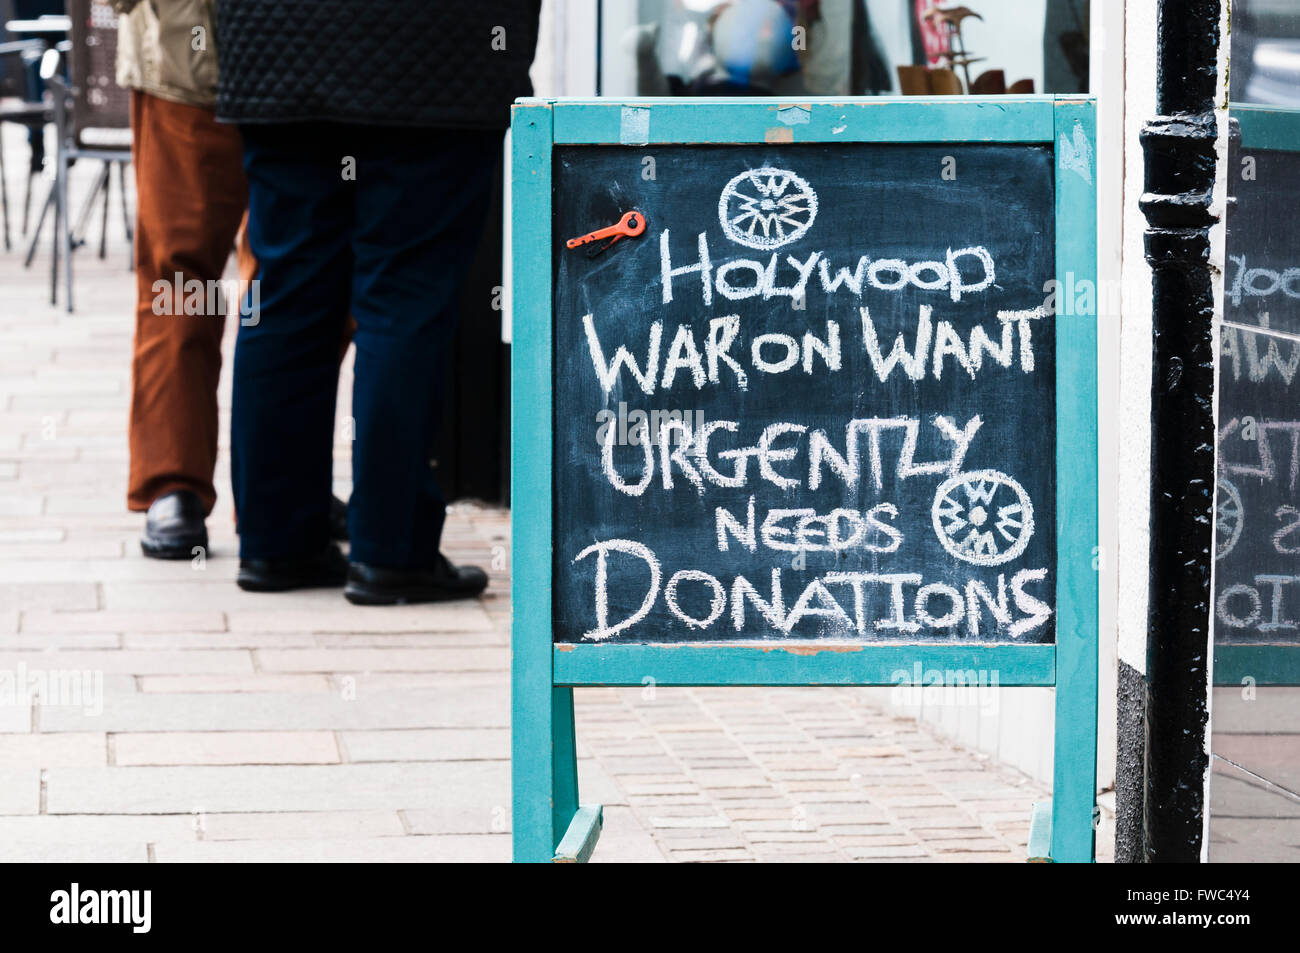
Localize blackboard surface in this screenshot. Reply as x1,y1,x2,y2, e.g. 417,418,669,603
1216,145,1300,645
551,143,1057,644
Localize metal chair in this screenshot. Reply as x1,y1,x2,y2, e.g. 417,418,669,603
970,69,1006,96
0,35,48,249
927,67,964,96
24,0,132,310
896,65,966,97
895,64,930,96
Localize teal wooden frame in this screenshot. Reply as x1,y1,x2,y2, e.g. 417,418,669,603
511,97,1099,863
1233,103,1300,152
1214,103,1300,688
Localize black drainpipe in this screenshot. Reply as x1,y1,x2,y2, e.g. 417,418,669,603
1137,0,1223,861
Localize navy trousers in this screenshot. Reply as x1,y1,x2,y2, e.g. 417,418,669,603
232,123,499,567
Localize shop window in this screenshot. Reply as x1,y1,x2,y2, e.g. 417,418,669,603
598,1,1090,97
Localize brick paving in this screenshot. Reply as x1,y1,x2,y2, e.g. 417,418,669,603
0,133,1053,862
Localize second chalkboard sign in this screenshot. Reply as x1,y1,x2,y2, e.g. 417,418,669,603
511,97,1098,863
1215,105,1300,687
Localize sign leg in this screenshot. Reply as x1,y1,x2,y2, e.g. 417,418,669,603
1051,632,1098,861
512,677,582,861
551,686,580,843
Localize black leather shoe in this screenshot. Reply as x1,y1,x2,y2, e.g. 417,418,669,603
141,490,208,560
330,495,348,542
237,543,348,592
344,555,488,605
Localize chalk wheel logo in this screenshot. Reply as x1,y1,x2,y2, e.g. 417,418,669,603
932,469,1035,567
1215,477,1244,560
718,167,818,250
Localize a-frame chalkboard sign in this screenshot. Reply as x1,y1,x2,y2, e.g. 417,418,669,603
511,97,1098,863
1213,103,1300,689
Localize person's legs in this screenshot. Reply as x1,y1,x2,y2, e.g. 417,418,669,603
232,124,352,567
127,91,247,515
346,127,500,572
233,207,356,544
237,208,359,362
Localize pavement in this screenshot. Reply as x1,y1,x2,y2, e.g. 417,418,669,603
0,129,1056,862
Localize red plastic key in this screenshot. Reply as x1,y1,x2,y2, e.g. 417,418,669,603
565,210,646,252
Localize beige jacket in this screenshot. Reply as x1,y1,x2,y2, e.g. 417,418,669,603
113,0,219,108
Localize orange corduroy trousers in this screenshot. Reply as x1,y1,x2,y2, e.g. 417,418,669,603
126,91,247,515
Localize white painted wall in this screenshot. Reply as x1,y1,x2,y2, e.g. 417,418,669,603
1118,0,1157,689
1201,0,1232,864
1093,0,1127,797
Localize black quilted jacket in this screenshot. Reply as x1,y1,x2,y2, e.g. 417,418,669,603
215,0,540,129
